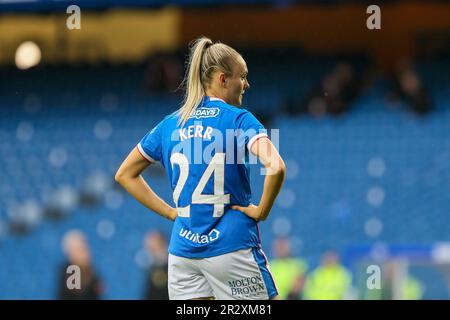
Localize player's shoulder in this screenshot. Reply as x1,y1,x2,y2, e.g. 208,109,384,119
157,110,180,128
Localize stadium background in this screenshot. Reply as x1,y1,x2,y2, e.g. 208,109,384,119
0,0,449,299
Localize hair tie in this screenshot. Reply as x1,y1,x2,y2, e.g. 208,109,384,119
204,41,213,50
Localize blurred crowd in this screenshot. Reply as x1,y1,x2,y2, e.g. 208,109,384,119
57,230,424,300
143,52,432,120
58,229,170,300
386,59,432,115
287,61,432,119
285,62,362,118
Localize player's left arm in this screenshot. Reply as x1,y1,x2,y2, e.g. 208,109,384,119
115,147,177,221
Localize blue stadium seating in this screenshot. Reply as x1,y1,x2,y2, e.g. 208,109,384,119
0,57,449,299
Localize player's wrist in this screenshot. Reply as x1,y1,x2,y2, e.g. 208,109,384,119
165,207,177,221
256,205,269,221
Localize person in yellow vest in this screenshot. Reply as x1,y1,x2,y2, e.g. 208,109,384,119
303,250,352,300
269,237,308,300
401,275,423,300
365,261,424,300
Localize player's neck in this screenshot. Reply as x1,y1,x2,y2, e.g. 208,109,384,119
205,89,227,103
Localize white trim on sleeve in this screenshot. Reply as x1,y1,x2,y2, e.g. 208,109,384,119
137,143,156,163
247,133,268,151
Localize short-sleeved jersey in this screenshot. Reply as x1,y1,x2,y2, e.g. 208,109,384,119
138,96,268,258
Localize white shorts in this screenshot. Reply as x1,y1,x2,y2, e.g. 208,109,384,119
168,247,278,300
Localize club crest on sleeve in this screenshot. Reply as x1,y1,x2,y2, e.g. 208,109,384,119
190,107,220,119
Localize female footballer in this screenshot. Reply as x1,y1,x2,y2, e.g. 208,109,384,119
116,37,286,300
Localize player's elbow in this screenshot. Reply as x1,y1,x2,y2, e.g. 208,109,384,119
270,158,286,178
278,159,287,177
114,170,126,185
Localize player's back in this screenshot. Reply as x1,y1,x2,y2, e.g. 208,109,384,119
138,96,267,258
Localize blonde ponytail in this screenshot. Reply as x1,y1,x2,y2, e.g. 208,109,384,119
178,37,241,126
178,37,213,126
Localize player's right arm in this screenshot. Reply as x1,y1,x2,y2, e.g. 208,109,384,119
232,136,286,222
115,147,177,221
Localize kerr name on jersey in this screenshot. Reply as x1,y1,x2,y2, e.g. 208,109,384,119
179,125,214,141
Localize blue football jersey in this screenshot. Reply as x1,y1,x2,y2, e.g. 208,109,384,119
138,96,268,258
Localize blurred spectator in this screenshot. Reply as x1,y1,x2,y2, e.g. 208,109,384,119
145,52,183,95
365,261,424,300
402,275,424,300
387,59,432,115
143,230,169,300
269,237,308,300
303,250,352,300
286,61,361,117
319,62,361,116
57,230,103,300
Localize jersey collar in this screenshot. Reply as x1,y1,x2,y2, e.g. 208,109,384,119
206,96,225,103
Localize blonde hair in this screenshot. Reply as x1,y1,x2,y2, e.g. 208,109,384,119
178,37,241,126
